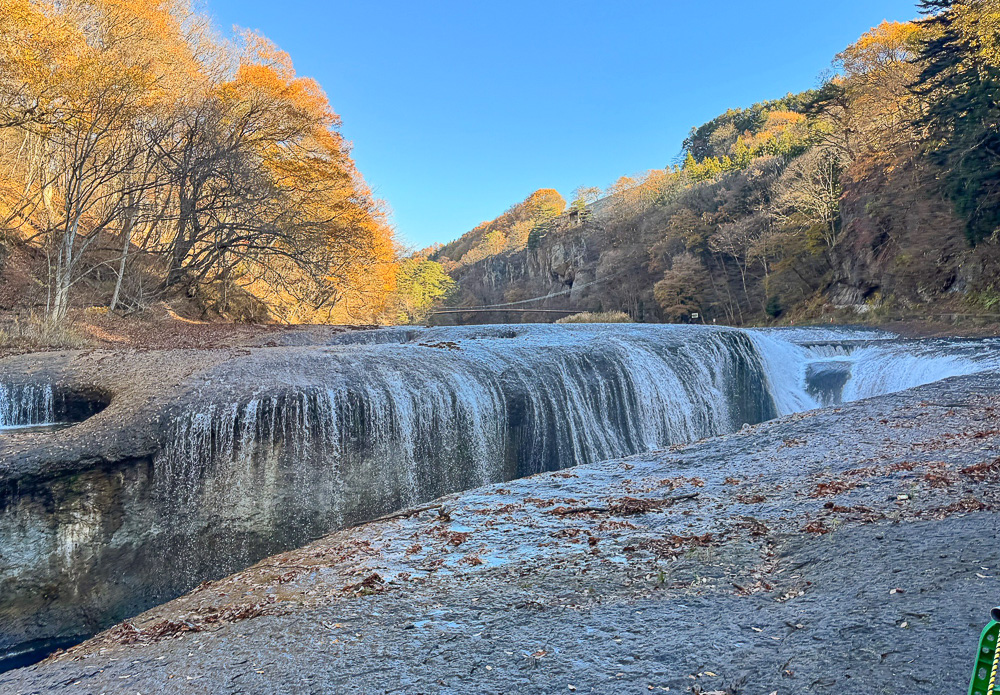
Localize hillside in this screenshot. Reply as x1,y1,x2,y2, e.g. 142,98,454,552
429,6,1000,327
0,0,398,331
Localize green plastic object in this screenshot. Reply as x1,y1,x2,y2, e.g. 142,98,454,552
969,607,1000,695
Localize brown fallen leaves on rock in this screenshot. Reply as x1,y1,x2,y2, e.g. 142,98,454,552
608,497,670,515
959,457,1000,481
342,572,385,597
738,518,769,537
205,603,268,623
823,503,885,523
550,493,700,517
105,598,275,646
446,532,471,546
845,461,916,478
802,520,831,535
627,533,717,558
922,469,957,488
810,479,857,498
110,619,202,645
913,496,990,520
417,341,460,350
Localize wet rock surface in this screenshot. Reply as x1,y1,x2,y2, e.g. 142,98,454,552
0,325,788,668
4,371,1000,693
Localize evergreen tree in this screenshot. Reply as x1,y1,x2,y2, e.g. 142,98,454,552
916,0,1000,245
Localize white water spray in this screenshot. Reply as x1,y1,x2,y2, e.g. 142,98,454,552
0,384,55,430
154,326,1000,496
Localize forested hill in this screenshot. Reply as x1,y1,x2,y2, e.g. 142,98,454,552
420,2,1000,326
0,0,396,326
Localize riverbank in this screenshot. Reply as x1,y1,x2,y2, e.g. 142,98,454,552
2,301,999,360
0,304,372,359
4,369,999,693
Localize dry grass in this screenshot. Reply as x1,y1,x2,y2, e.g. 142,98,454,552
0,313,91,353
556,311,632,324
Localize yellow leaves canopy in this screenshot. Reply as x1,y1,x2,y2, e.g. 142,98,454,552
0,0,397,323
837,21,922,79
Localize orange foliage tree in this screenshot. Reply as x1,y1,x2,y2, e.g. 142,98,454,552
435,189,566,267
0,0,396,323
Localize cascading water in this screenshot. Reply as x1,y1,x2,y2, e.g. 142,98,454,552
149,325,781,588
154,325,1000,514
0,384,54,430
748,328,1000,413
153,326,778,522
4,323,1000,672
149,323,1000,576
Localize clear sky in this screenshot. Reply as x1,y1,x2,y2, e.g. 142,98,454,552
202,0,921,250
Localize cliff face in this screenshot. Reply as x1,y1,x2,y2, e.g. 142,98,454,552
825,157,972,310
439,162,996,326
447,236,589,310
431,81,1000,326
440,226,664,324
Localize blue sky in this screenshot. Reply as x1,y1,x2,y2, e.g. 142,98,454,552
203,0,921,250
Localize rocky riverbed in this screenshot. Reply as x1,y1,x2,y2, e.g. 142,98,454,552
0,324,785,669
4,369,999,693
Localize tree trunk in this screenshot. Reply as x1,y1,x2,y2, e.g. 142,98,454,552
50,219,78,322
110,202,136,312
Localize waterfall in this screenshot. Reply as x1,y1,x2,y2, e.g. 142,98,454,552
153,326,779,508
154,326,1000,514
0,384,55,430
149,325,781,572
747,329,1000,413
841,341,991,402
123,324,1000,586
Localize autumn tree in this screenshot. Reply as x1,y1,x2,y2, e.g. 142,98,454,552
683,92,818,161
562,186,600,230
654,252,710,322
0,0,397,323
815,21,924,165
774,146,844,251
436,189,566,267
571,186,601,210
392,257,454,323
7,0,199,320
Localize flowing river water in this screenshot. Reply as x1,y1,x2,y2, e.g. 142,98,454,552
150,325,1000,498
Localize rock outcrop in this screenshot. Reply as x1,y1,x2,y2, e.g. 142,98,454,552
0,324,994,674
0,325,779,668
4,369,999,693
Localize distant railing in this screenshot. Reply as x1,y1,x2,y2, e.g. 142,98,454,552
427,308,577,315
425,307,580,325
